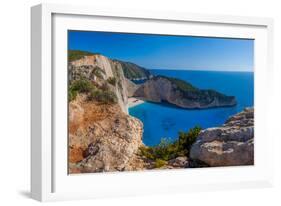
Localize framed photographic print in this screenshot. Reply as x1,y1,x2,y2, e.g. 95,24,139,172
31,3,274,201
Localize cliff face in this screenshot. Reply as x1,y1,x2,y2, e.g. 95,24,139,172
68,50,244,173
69,95,145,173
68,54,148,173
133,76,237,109
114,60,151,80
125,78,139,97
190,107,254,166
69,54,131,113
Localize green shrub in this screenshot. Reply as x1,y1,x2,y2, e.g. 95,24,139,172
70,79,94,93
68,79,95,101
139,146,154,160
117,60,150,80
155,159,167,168
68,89,78,102
88,89,117,104
68,78,118,104
153,138,176,161
178,126,201,155
139,126,201,162
156,76,198,93
68,50,99,62
107,77,117,85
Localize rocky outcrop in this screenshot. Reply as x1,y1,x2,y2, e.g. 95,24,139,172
190,108,254,166
125,78,139,97
69,95,145,173
168,156,189,168
68,53,150,173
68,50,245,173
133,76,237,109
69,54,132,114
69,52,236,111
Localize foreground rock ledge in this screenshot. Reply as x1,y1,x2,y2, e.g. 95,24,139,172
68,95,144,173
190,107,254,167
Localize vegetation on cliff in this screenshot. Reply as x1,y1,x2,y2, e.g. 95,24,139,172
159,76,198,93
69,50,236,110
134,75,237,109
114,60,151,80
68,78,117,104
67,49,244,172
69,49,151,80
68,50,101,62
155,76,235,103
139,126,201,167
68,78,94,101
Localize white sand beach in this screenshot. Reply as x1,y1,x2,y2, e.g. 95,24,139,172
128,97,145,108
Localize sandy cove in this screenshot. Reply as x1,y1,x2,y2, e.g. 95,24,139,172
128,97,145,108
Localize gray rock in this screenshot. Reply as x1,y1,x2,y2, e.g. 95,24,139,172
168,156,189,168
78,114,144,173
190,108,254,167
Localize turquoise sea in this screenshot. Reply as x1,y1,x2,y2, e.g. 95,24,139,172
129,69,254,146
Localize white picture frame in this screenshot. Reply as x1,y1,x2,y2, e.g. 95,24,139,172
31,3,274,202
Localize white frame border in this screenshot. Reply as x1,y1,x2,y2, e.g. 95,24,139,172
31,3,274,202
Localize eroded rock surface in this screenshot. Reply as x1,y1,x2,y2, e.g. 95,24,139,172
69,55,131,113
69,95,144,173
190,108,254,166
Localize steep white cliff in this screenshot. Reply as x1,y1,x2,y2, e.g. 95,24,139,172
69,54,130,113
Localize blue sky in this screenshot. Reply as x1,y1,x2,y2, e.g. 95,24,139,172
68,30,254,72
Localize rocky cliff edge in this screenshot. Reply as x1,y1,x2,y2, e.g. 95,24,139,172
190,107,254,166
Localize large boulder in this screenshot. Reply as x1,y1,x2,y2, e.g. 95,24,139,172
190,108,254,166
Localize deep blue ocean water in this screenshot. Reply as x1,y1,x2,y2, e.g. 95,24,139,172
129,69,254,146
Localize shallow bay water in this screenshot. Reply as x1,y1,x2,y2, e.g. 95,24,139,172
129,69,254,146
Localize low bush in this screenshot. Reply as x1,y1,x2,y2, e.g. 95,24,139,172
139,126,201,162
178,126,201,154
70,79,94,93
88,89,117,104
68,50,99,62
68,79,95,101
155,159,167,168
68,78,117,104
68,89,78,102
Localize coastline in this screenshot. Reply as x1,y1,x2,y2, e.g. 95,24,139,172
128,97,145,108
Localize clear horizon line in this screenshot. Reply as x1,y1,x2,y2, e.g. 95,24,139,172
68,50,253,73
148,68,254,73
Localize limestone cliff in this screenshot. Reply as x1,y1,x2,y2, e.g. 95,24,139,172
133,76,237,109
190,107,254,166
68,50,243,173
69,54,131,113
69,95,145,173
